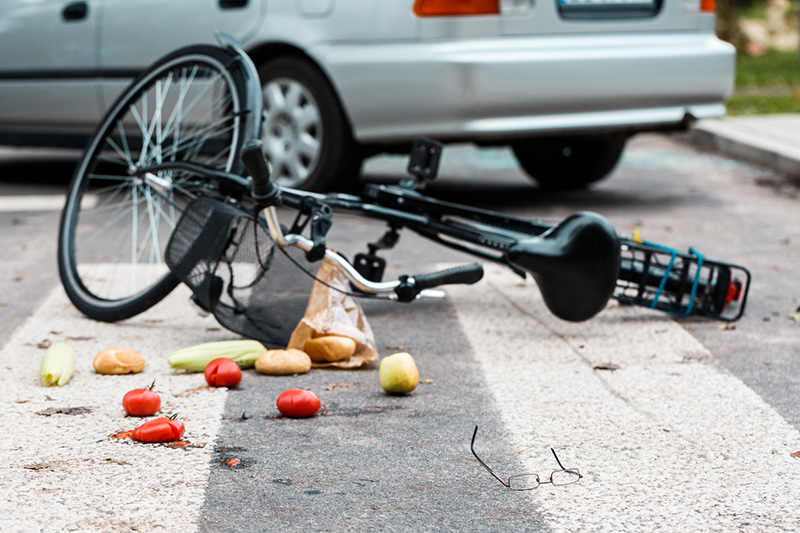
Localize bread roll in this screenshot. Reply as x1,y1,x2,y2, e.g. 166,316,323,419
303,335,357,362
93,347,145,374
255,349,312,375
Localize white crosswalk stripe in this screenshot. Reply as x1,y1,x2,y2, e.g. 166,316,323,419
0,194,97,213
0,285,229,532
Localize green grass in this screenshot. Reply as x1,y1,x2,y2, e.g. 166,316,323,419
727,48,800,115
735,48,800,86
738,0,769,20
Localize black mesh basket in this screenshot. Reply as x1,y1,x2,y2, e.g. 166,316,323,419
165,197,319,347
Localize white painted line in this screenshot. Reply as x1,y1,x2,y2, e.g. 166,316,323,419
0,194,98,213
0,194,66,213
450,265,800,532
0,283,235,532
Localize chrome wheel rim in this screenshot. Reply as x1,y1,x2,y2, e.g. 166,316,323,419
261,77,322,188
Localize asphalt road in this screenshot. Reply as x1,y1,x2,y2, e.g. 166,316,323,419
1,134,799,532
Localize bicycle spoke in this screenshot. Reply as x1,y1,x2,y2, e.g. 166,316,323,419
140,187,163,269
158,66,222,148
167,119,237,165
94,153,132,168
78,189,133,227
105,135,135,169
179,104,236,163
159,65,205,143
117,118,133,167
163,81,235,151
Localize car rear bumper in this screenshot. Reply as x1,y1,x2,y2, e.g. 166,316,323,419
317,32,735,143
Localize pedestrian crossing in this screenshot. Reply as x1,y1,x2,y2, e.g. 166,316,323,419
2,266,799,531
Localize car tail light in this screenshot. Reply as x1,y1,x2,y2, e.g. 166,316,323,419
700,0,716,11
413,0,500,17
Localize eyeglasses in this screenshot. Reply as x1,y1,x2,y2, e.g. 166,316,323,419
470,425,582,491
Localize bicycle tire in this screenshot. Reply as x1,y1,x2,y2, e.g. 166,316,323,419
58,44,260,322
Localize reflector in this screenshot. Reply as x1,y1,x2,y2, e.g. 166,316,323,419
413,0,500,16
700,0,716,11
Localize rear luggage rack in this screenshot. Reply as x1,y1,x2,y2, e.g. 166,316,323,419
615,237,750,321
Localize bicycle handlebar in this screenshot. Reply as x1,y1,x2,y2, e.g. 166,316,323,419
414,262,484,289
395,263,484,302
240,139,281,205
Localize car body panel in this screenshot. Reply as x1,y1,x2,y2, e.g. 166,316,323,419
0,0,103,130
249,0,733,142
0,0,734,151
97,0,264,111
311,33,733,142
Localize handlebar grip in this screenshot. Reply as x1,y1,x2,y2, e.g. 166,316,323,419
240,139,281,205
413,262,484,290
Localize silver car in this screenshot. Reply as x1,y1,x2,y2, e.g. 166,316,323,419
0,0,734,191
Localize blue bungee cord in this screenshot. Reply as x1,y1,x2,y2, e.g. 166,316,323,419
634,230,704,316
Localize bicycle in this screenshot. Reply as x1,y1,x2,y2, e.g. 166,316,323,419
57,35,750,348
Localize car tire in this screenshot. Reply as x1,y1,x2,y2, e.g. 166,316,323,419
512,135,627,190
258,56,362,192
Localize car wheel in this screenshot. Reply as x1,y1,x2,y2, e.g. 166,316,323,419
258,57,361,191
512,135,627,190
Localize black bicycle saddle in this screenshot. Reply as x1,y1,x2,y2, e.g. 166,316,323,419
505,211,620,322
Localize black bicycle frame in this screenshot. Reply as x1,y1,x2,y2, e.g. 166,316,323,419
280,182,750,321
147,140,751,322
282,184,550,267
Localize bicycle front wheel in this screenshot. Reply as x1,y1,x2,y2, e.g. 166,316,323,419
58,45,259,322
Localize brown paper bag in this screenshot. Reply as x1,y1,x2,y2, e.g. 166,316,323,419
287,258,378,368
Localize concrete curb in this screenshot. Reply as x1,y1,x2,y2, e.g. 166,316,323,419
686,115,800,181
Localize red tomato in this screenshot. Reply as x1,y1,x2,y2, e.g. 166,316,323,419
204,357,242,387
131,416,185,443
276,388,321,418
122,383,161,417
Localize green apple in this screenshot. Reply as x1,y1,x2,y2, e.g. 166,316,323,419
379,352,419,394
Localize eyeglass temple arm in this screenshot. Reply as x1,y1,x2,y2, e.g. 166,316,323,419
550,448,567,470
471,426,510,487
550,448,581,478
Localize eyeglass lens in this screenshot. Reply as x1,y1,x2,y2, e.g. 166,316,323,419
550,469,581,486
508,474,541,490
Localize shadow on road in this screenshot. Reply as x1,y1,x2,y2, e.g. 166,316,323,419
0,148,80,187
